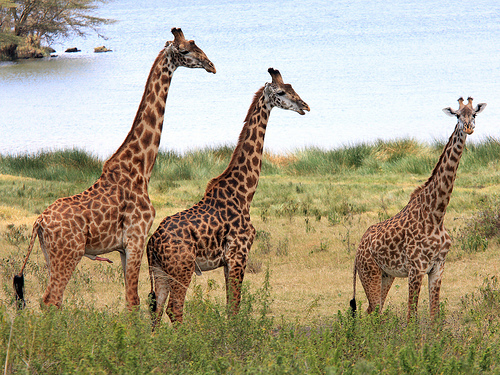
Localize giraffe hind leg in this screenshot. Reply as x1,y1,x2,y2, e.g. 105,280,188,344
357,257,383,315
380,272,395,311
150,267,170,331
43,251,83,307
165,268,193,325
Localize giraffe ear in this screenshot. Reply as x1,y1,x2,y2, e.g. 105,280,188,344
474,103,487,114
442,107,457,117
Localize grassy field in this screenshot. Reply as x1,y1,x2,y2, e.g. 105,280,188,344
1,139,500,373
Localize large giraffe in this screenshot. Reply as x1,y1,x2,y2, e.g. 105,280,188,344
147,68,310,327
13,28,216,309
350,97,486,321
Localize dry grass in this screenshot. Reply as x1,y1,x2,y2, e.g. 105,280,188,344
2,201,499,326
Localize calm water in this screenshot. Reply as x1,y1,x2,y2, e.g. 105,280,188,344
1,0,499,158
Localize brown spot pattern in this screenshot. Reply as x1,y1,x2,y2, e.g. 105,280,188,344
16,30,216,310
352,110,483,322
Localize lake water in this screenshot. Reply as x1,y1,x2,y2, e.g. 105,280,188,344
1,0,499,159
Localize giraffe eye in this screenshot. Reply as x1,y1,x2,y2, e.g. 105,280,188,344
277,91,285,96
180,50,189,55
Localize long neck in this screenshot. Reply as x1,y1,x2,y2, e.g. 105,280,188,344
102,49,175,184
414,124,467,221
205,87,271,209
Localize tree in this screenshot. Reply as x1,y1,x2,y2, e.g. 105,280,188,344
0,0,114,59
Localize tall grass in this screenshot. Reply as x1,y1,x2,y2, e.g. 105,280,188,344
1,275,499,373
1,137,498,219
1,138,499,183
0,149,102,183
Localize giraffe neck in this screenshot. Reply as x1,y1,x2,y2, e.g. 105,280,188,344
102,48,176,185
417,124,467,220
205,87,271,209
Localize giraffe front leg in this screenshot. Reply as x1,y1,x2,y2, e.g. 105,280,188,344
407,270,424,321
123,238,146,309
223,233,253,316
223,257,247,316
428,261,445,320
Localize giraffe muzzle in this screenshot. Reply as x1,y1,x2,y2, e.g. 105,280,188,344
464,125,474,135
298,102,311,115
204,61,216,74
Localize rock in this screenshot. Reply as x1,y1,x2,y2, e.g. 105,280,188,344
65,47,81,53
94,46,112,53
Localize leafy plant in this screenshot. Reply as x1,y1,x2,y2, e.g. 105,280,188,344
3,223,29,249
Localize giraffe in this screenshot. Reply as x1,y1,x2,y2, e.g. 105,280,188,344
147,68,310,327
350,97,486,321
13,28,216,310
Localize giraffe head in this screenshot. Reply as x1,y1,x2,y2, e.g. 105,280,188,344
264,68,310,115
442,97,486,135
165,27,216,73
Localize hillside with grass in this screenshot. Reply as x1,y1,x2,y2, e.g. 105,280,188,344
1,139,500,373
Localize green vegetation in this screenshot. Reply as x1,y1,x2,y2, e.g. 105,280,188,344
1,275,499,373
1,139,500,373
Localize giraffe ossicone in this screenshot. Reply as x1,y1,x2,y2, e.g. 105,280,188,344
147,68,309,328
350,97,486,321
13,28,216,310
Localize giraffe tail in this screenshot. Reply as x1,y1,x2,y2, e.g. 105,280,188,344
13,216,42,310
349,262,357,317
146,239,157,314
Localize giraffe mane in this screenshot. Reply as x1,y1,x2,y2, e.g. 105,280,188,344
103,50,165,171
204,86,265,194
410,124,458,199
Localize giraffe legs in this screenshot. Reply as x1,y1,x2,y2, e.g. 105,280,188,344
407,270,424,321
428,261,445,320
39,229,85,307
380,272,395,311
356,253,383,314
165,273,191,324
122,232,148,309
43,250,84,307
224,240,250,316
150,267,170,330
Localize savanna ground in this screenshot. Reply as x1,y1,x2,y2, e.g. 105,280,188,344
0,139,500,373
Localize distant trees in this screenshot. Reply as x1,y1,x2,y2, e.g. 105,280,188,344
0,0,114,60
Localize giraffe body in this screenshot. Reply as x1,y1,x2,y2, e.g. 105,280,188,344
14,28,216,309
351,97,486,321
148,68,309,327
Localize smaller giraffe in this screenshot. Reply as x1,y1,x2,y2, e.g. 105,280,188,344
147,68,309,328
350,97,486,321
